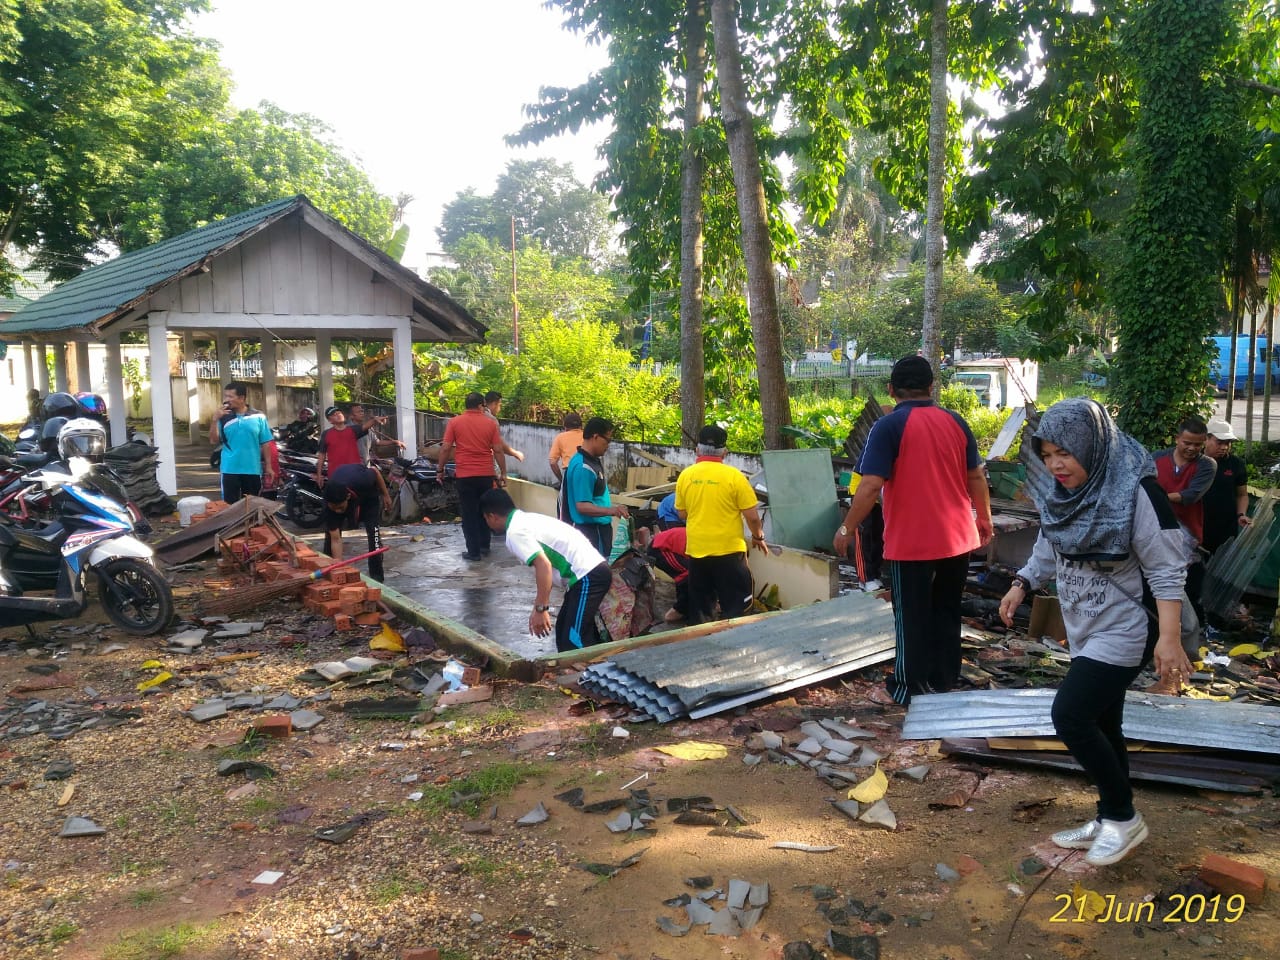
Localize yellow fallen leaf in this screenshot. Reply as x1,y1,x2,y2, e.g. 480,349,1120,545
654,741,728,761
1180,687,1231,701
1228,643,1263,658
1070,881,1107,921
848,763,888,803
369,624,405,652
58,784,74,807
136,671,173,692
139,659,165,670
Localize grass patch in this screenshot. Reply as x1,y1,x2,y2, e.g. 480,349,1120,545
103,921,219,960
242,795,285,815
368,872,428,905
46,920,79,944
417,761,546,817
325,764,356,781
110,858,165,880
219,729,268,760
155,798,197,828
127,888,163,908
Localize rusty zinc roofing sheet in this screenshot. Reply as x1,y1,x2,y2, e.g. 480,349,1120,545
578,591,897,722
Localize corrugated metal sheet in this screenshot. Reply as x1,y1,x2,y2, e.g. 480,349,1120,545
940,738,1280,793
579,592,896,722
902,689,1280,755
842,394,885,464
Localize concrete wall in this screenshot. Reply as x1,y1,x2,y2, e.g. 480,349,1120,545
181,378,317,429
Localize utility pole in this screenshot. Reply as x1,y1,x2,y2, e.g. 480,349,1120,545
510,216,520,355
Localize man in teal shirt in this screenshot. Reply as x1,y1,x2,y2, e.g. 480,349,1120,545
208,381,275,503
560,416,628,557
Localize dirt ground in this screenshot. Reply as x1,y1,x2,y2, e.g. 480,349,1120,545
1,518,1278,960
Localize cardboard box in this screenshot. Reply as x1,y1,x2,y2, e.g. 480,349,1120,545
1028,595,1067,643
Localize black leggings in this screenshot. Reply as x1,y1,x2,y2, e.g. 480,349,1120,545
1051,656,1145,821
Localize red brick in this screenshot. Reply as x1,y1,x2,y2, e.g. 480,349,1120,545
402,949,439,960
955,855,983,877
339,600,362,616
354,611,382,626
1200,853,1267,905
338,585,367,603
314,599,343,617
333,614,353,631
364,587,382,602
305,583,335,602
461,667,483,687
252,715,292,739
327,567,361,584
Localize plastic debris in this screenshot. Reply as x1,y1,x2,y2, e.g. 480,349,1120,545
655,741,727,761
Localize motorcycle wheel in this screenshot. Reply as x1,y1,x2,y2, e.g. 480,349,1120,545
285,485,327,529
98,559,174,635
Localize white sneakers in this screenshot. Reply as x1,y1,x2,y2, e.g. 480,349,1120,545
861,579,883,593
1052,813,1148,865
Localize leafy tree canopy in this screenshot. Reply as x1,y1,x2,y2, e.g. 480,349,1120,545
436,158,612,262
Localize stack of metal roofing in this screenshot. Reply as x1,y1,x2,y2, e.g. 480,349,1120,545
578,591,897,722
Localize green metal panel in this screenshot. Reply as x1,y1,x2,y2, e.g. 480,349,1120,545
760,448,841,552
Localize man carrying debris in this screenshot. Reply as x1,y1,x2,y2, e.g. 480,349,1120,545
675,424,768,624
479,487,613,651
322,462,392,582
832,356,993,704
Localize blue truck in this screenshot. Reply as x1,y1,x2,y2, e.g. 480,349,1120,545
1208,336,1280,392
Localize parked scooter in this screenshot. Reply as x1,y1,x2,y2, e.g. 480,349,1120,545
384,455,456,521
277,448,326,528
0,419,139,523
0,467,173,635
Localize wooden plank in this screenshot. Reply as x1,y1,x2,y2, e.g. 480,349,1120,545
630,447,679,469
299,228,323,314
212,245,244,313
240,233,267,313
197,270,215,313
270,218,302,315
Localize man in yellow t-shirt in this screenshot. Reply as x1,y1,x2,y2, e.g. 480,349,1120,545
674,424,768,623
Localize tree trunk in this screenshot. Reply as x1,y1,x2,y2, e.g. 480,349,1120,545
679,0,709,447
921,0,948,377
709,0,792,449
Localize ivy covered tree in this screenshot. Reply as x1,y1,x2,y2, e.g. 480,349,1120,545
1110,0,1244,443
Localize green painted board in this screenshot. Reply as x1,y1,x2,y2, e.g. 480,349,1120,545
760,448,841,552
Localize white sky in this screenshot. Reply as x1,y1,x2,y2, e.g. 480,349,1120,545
191,0,611,272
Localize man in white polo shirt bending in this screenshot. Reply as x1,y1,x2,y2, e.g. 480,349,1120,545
479,488,613,652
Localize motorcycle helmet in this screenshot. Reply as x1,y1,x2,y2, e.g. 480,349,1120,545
298,407,316,421
74,391,108,421
58,418,108,463
40,416,70,455
41,392,80,421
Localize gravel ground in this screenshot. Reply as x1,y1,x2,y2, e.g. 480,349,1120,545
2,518,1279,960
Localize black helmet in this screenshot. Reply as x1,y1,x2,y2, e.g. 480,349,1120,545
298,407,316,421
74,392,107,420
40,416,70,454
41,392,80,421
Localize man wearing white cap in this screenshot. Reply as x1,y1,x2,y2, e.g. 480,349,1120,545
1202,418,1250,558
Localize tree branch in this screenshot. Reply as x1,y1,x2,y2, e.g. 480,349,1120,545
1231,76,1280,97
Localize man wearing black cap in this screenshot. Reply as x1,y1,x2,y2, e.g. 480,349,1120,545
315,405,373,484
674,424,768,623
322,462,392,582
832,355,993,704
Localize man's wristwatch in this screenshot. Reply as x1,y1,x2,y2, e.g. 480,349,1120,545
534,604,551,613
838,525,848,536
1010,575,1031,592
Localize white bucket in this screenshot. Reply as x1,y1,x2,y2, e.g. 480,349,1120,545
177,496,211,527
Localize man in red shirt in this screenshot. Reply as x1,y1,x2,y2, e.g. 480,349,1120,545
438,391,506,561
315,405,372,484
1153,415,1215,628
832,356,993,704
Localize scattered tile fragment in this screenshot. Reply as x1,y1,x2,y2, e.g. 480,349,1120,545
59,816,105,838
516,802,550,826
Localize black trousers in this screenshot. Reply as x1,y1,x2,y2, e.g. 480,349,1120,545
455,475,495,557
885,553,969,704
687,552,753,624
221,473,261,504
1051,656,1145,822
556,562,613,652
574,521,613,559
323,494,385,581
855,503,885,583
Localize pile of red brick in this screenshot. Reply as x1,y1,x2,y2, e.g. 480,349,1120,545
302,572,384,630
186,499,230,524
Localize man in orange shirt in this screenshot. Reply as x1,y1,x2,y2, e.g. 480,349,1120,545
548,412,584,487
438,391,507,561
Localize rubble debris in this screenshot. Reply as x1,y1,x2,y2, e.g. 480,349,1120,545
58,816,105,838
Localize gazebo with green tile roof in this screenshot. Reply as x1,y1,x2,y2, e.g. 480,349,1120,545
0,196,484,494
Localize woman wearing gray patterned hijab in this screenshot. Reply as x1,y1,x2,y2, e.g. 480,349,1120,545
997,397,1192,867
1024,397,1155,560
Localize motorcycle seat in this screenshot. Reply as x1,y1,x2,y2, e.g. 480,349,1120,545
0,518,66,547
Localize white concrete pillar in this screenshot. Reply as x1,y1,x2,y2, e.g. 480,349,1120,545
259,334,278,425
73,341,91,391
23,342,37,395
315,332,333,410
105,336,127,446
53,344,69,392
182,332,200,444
215,332,230,388
147,314,177,495
392,320,417,454
38,343,50,392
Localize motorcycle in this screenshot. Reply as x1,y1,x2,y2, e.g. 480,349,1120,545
277,449,327,529
384,455,456,521
0,467,173,635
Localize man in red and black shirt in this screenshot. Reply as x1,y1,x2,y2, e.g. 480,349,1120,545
832,356,993,704
438,391,506,561
1153,415,1216,627
315,405,372,484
